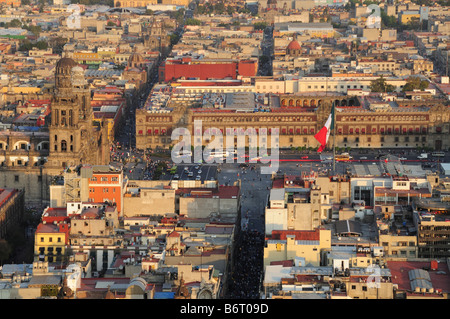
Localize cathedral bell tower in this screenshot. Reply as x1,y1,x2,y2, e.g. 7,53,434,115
47,57,99,170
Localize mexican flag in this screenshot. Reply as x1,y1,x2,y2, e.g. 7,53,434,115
314,105,335,153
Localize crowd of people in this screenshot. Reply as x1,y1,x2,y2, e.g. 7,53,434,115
226,229,264,299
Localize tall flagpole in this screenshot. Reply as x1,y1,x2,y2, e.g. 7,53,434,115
333,101,336,173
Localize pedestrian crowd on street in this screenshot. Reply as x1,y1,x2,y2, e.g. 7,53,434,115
227,230,264,299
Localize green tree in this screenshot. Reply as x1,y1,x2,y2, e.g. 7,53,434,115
370,76,395,93
253,21,267,30
381,10,397,29
8,19,22,28
214,2,225,14
35,40,48,50
18,40,33,51
402,76,429,92
169,33,180,45
48,36,68,55
185,18,202,26
24,24,42,36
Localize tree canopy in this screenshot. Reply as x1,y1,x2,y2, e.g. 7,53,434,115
370,76,395,93
402,76,429,92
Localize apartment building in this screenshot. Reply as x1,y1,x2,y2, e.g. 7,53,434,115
123,180,176,217
50,165,125,215
265,177,322,235
413,208,450,259
263,228,332,267
34,221,69,263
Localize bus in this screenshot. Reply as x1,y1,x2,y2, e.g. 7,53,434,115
335,154,353,161
172,150,192,157
209,150,229,159
432,152,445,157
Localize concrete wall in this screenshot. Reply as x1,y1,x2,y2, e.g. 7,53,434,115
0,287,41,299
165,253,228,274
0,169,51,205
265,207,288,236
123,189,175,217
179,197,238,218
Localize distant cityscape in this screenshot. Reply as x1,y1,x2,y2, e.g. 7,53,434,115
0,0,449,301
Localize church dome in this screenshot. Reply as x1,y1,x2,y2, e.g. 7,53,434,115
56,57,78,75
286,39,301,51
128,51,145,69
56,57,77,69
129,52,144,63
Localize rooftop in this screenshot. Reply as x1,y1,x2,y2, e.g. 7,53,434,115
387,260,450,295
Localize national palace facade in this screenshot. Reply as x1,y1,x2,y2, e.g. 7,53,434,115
136,92,450,152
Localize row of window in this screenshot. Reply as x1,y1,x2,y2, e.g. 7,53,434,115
39,237,63,243
0,142,49,151
343,136,426,143
90,176,119,182
89,188,117,193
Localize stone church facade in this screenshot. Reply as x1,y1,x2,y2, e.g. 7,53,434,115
143,19,171,56
0,57,109,205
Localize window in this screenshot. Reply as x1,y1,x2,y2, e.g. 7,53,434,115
362,286,367,291
101,177,108,182
61,140,67,152
14,175,19,182
40,237,44,242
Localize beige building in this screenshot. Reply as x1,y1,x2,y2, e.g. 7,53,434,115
123,180,176,217
263,228,332,267
265,182,322,235
344,268,394,299
378,232,417,259
316,175,351,206
358,59,400,74
69,206,119,247
177,186,240,219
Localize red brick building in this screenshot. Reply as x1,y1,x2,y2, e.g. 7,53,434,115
159,57,257,82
